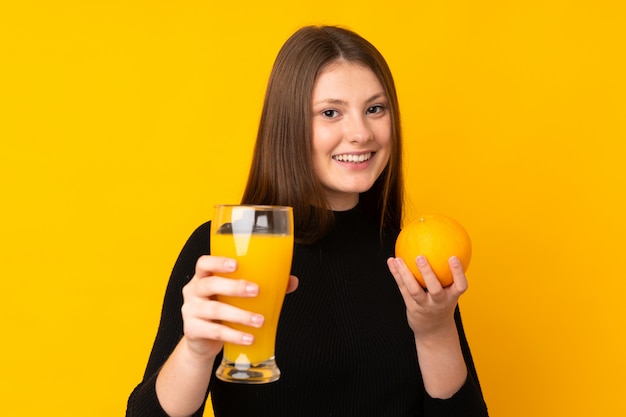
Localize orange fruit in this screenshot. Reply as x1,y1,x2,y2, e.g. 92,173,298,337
395,214,472,287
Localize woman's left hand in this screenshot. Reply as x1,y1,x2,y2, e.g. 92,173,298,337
387,255,470,398
387,255,468,341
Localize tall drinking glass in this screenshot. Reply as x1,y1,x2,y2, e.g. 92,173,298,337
210,205,294,383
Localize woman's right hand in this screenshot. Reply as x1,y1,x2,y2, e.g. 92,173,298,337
157,254,276,416
180,255,299,361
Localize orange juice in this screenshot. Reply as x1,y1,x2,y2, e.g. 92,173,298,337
211,232,294,364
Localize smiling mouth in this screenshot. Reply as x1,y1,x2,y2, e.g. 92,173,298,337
332,152,373,163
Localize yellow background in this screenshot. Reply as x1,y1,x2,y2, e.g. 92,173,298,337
1,1,625,416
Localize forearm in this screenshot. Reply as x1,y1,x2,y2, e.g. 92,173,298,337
155,337,215,417
415,321,468,399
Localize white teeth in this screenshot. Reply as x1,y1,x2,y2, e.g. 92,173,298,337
333,152,372,163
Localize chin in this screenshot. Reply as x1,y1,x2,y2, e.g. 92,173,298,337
343,184,377,194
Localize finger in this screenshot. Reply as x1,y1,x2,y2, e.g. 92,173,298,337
415,256,445,297
286,275,299,294
187,276,259,299
184,316,255,346
186,298,264,329
195,255,237,278
387,257,426,302
448,256,469,295
387,257,408,292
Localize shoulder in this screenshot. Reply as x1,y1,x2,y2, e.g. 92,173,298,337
173,221,211,266
177,220,211,248
188,220,211,241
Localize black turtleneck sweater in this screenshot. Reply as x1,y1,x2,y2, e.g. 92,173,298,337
127,205,488,416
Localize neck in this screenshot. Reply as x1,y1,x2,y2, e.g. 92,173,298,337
327,194,359,212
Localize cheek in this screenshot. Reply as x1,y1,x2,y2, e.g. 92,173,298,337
377,131,393,158
309,142,327,177
378,150,392,175
311,128,337,158
377,136,393,170
374,118,392,145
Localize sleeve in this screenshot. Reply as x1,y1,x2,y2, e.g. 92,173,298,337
126,222,212,417
423,306,489,416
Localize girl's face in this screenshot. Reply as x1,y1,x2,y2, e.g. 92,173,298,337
311,61,392,211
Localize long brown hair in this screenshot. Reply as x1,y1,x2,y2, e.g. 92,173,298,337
241,25,404,244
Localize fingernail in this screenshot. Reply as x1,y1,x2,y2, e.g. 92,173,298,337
242,334,254,345
251,314,264,327
224,259,237,271
450,256,460,267
246,283,259,295
416,256,427,266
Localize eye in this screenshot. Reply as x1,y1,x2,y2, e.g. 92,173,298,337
366,105,386,115
322,109,340,118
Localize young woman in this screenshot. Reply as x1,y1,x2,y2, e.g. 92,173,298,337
127,25,489,417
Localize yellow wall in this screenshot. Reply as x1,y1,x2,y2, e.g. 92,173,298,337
1,1,624,416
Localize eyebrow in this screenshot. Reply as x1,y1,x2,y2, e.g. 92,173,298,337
312,92,387,107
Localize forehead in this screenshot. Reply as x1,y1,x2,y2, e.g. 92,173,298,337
312,61,384,99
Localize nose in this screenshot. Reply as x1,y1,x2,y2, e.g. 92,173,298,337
345,114,373,144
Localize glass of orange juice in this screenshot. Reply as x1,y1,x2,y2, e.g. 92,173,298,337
210,205,294,383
